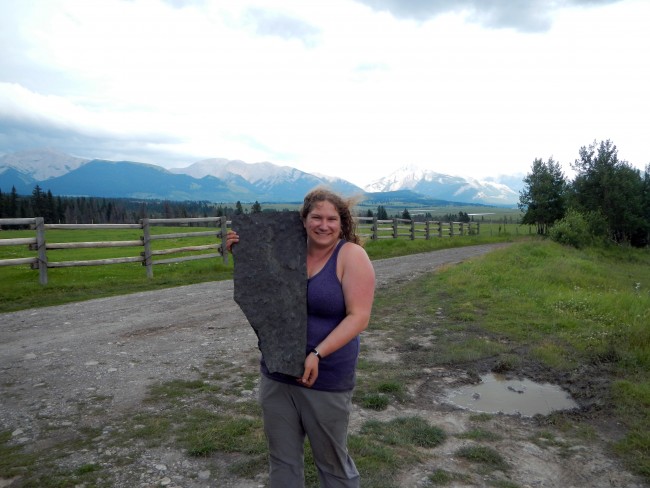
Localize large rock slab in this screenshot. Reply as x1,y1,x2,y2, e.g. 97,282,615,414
232,212,307,377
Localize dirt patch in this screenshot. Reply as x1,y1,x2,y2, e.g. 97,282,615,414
0,243,646,487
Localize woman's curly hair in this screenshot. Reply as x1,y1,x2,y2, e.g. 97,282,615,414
300,187,361,245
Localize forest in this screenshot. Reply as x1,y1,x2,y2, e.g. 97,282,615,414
518,140,650,247
0,187,473,227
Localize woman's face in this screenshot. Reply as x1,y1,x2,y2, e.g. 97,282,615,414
304,200,341,247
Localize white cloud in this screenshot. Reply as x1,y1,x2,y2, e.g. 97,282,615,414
0,0,648,187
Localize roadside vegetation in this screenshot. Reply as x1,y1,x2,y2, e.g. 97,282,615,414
359,239,650,482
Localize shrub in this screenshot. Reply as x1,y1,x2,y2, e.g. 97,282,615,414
549,209,593,248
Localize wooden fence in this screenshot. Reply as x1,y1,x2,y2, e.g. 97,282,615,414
356,217,479,240
0,217,228,285
0,216,479,285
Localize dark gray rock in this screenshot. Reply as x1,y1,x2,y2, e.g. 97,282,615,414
232,212,307,377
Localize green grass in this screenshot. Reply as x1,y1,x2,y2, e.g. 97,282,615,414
343,417,446,488
352,237,650,481
0,226,233,311
368,239,650,479
455,445,509,471
0,428,110,487
457,428,503,442
0,226,515,312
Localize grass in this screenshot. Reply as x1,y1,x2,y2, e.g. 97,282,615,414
360,417,446,448
455,445,509,471
0,429,110,487
0,225,516,312
365,238,650,479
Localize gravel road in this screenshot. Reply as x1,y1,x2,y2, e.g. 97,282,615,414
1,244,510,413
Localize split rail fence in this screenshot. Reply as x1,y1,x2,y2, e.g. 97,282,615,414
356,217,479,240
0,216,479,285
0,217,228,285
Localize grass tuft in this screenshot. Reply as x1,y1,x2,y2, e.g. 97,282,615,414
455,445,509,471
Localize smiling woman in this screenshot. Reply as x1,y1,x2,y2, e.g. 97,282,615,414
228,187,375,487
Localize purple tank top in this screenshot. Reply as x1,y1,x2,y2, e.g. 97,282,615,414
261,240,359,392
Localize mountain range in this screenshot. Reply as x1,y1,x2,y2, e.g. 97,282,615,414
0,149,521,206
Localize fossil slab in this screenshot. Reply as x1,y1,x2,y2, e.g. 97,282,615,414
232,212,307,377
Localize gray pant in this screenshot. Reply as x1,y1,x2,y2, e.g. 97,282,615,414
259,375,360,488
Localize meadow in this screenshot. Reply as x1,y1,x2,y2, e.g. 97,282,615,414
1,225,649,484
0,222,521,312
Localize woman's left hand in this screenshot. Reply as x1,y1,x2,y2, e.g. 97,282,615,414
225,230,239,252
299,353,319,388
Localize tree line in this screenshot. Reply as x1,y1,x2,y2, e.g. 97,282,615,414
0,186,264,226
363,205,472,223
1,183,480,229
518,139,650,247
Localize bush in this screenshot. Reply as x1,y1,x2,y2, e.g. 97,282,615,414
549,209,593,248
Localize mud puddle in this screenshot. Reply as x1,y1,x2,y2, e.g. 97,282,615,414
444,373,579,417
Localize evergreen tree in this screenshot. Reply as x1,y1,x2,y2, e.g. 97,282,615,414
251,201,262,213
376,205,388,220
569,140,646,244
401,208,411,220
31,185,46,218
45,190,55,223
7,186,18,219
518,157,567,234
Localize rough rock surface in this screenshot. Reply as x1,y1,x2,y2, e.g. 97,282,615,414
232,212,307,377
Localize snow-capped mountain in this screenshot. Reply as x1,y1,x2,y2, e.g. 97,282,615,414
0,150,362,202
169,158,361,199
0,148,88,180
365,164,518,205
170,158,286,182
0,150,520,205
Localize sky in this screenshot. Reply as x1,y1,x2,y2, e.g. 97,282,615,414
1,0,648,188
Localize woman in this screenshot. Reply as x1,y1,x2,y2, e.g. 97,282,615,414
227,188,375,488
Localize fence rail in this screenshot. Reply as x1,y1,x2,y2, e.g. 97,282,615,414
1,216,479,285
0,217,228,285
356,217,479,240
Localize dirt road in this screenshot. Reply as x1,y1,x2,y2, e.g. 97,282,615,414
0,243,645,487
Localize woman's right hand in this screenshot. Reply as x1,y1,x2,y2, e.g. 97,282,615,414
225,230,239,252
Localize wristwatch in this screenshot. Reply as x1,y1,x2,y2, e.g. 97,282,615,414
310,348,321,358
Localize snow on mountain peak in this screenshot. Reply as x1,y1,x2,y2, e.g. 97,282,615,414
364,164,451,192
0,148,88,180
171,158,303,184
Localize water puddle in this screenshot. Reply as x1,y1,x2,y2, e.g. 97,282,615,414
444,373,578,417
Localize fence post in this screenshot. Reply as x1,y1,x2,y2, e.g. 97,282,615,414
450,222,455,237
425,221,430,240
34,217,48,285
141,218,153,278
392,219,398,239
460,222,464,236
372,216,378,240
437,221,442,238
220,216,229,264
410,220,415,240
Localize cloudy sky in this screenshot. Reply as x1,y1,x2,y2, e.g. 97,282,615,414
1,0,648,187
